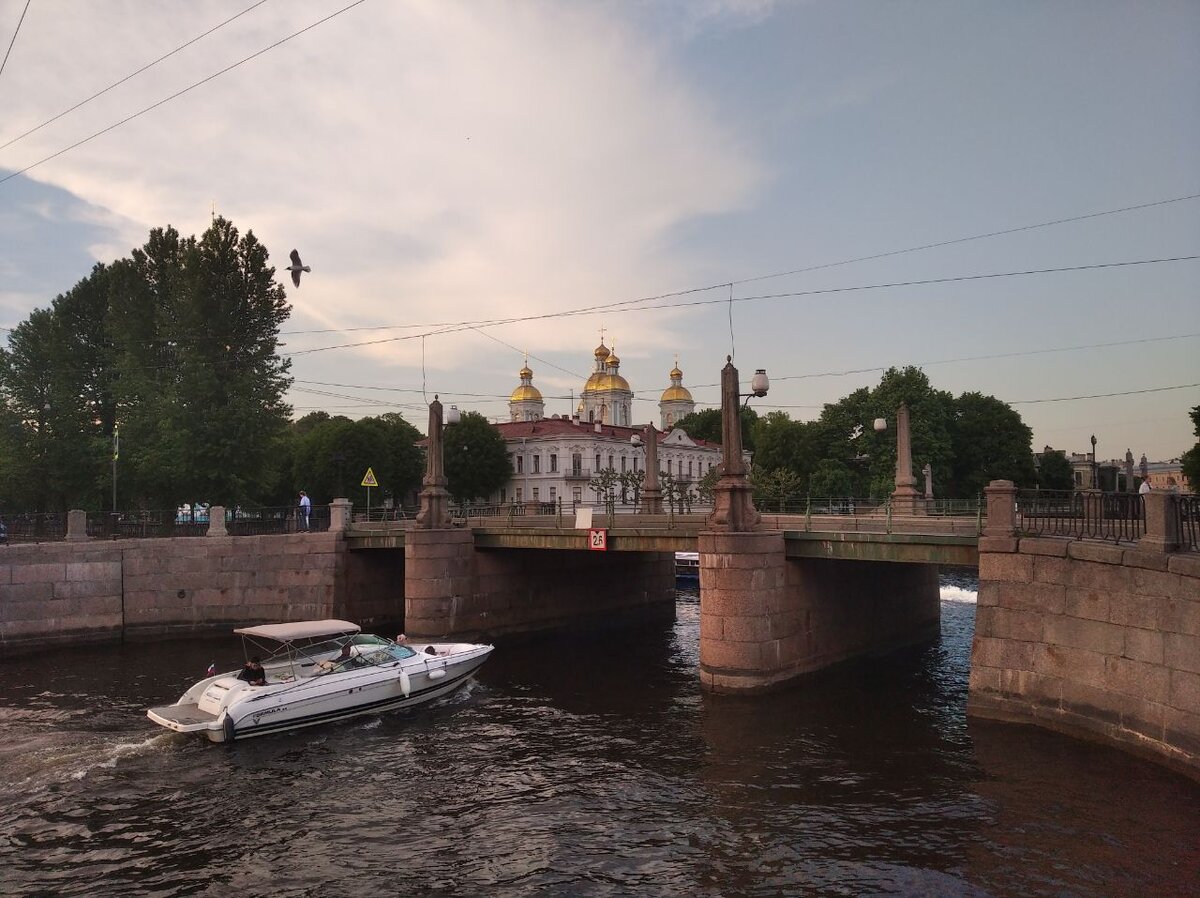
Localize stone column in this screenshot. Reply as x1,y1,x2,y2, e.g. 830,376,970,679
699,530,788,692
1139,491,1180,553
207,506,227,537
922,463,933,501
404,527,476,638
416,395,452,529
640,423,664,514
891,402,921,515
329,498,352,532
66,509,88,541
706,357,761,532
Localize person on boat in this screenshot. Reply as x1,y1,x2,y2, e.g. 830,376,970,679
238,657,267,686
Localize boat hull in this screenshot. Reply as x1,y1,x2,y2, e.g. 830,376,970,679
149,645,492,743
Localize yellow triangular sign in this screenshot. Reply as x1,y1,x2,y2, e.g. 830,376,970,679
360,467,379,488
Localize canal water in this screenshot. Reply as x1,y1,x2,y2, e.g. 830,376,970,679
1,574,1197,897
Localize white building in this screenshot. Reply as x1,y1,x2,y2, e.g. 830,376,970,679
492,340,719,508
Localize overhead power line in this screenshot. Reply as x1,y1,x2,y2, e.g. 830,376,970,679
0,0,368,186
0,0,272,152
283,254,1200,357
1008,383,1200,405
0,0,31,83
276,191,1200,339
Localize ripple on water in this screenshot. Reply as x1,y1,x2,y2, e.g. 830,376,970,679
0,582,1198,897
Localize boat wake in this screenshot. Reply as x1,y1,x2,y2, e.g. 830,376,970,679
68,732,181,780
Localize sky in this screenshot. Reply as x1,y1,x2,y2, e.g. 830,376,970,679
1,0,1198,463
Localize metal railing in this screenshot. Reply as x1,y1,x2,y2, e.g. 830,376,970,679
87,510,208,539
1016,489,1144,544
1177,494,1199,553
228,505,331,535
0,512,68,543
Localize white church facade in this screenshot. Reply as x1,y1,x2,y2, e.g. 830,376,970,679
490,339,718,508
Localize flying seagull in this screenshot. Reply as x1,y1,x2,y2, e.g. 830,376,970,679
287,249,311,288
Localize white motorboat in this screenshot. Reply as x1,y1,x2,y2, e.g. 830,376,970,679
147,620,493,743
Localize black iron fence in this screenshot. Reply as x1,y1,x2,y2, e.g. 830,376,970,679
228,505,331,535
0,512,68,543
86,510,207,539
1017,490,1144,544
1177,494,1199,553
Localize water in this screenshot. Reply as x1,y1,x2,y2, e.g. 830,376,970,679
1,573,1197,897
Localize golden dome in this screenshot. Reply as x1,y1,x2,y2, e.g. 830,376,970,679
669,365,683,379
510,384,543,402
518,364,533,379
606,352,620,367
593,342,611,360
583,372,630,393
661,385,693,402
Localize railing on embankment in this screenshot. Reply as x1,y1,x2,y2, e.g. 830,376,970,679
1016,489,1145,544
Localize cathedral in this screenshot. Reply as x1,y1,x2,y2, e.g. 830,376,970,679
507,337,696,431
491,338,718,509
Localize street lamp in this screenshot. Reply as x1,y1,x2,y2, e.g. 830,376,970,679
708,356,768,531
1090,434,1098,491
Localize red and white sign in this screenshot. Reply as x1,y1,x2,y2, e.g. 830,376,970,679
588,528,608,551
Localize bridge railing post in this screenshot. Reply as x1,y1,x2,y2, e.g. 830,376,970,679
1139,491,1180,553
983,480,1017,538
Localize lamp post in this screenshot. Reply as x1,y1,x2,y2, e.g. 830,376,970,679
1090,434,1098,491
707,357,768,531
416,395,459,528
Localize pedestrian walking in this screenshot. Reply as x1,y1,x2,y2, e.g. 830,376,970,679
299,490,312,529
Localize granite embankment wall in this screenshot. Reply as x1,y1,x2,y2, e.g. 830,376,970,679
0,533,407,654
969,538,1200,779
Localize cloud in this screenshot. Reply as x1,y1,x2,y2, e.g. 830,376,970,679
1,0,764,373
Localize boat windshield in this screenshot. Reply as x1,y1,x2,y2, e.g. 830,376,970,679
314,642,417,674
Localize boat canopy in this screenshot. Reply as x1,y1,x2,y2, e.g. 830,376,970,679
233,620,361,642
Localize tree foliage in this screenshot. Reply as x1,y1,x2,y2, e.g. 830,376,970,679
741,366,1036,501
445,411,512,502
673,406,758,452
0,217,293,511
1181,405,1200,493
1036,447,1075,491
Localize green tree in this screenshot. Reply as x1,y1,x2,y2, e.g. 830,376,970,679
697,466,720,504
1181,405,1200,492
751,411,820,488
589,466,621,514
750,466,804,511
1036,446,1075,491
445,411,512,502
673,406,758,452
948,392,1037,497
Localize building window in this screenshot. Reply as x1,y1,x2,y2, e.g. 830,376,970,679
572,453,582,475
573,487,582,503
608,454,614,470
621,456,627,472
549,487,556,501
595,453,601,471
516,455,524,474
533,488,539,501
634,457,639,472
688,461,693,478
550,454,558,473
667,460,672,475
533,455,540,474
516,488,523,502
